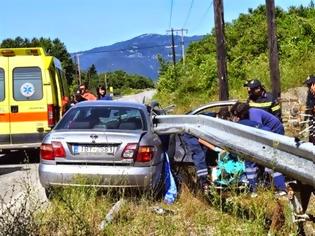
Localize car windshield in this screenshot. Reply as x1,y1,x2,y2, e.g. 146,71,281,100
55,106,146,130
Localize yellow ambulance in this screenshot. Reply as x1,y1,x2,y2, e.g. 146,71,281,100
0,48,69,152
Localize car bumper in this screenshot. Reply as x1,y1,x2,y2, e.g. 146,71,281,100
39,163,162,189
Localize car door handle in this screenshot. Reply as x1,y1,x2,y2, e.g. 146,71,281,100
11,105,18,113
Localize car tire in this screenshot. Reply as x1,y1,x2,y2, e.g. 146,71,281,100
151,159,166,201
23,149,40,163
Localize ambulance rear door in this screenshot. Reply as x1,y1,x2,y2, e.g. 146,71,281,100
0,56,10,145
8,55,48,144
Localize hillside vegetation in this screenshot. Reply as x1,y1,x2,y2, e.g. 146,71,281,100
156,3,315,113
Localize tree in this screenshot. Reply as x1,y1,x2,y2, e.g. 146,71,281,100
86,64,99,89
156,4,315,110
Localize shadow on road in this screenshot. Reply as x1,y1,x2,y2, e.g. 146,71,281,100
0,166,25,176
0,149,40,165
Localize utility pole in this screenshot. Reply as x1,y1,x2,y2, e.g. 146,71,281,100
171,28,176,66
104,73,108,89
213,0,229,100
266,0,281,99
180,29,188,65
76,54,82,85
166,28,188,64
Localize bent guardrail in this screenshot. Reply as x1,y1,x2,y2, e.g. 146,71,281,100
153,115,315,188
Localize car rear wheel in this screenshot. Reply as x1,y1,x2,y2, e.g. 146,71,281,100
151,169,165,200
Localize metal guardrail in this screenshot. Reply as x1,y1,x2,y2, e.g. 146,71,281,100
154,115,315,188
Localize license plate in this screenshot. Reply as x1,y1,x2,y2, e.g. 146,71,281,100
73,145,115,155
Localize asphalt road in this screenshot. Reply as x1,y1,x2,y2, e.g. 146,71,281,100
116,89,156,103
0,90,156,207
0,151,46,210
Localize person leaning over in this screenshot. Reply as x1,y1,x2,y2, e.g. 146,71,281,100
230,102,286,197
304,75,315,145
96,85,112,100
244,79,281,120
78,83,97,100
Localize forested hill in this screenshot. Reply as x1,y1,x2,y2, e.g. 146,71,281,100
72,34,203,79
156,3,315,111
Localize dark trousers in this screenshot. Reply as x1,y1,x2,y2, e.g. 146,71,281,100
182,134,208,182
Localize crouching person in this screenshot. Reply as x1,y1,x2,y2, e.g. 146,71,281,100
182,133,209,192
230,102,286,197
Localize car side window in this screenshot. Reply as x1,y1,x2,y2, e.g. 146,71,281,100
0,68,4,101
196,105,233,119
13,67,43,101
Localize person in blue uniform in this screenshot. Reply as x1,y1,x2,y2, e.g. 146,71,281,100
230,102,286,197
244,79,281,120
304,75,315,144
182,134,208,191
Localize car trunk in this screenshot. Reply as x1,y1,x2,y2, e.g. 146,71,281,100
53,130,144,164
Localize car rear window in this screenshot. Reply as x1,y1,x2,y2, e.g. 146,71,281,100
55,106,147,130
0,68,4,101
13,67,43,101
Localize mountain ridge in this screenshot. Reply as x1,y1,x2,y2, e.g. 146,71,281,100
71,34,204,79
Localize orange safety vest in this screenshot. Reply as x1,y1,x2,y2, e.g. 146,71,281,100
82,92,97,100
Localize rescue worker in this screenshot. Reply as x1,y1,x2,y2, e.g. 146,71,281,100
244,79,281,120
79,83,97,100
182,134,208,191
230,102,286,197
294,76,315,216
304,75,315,144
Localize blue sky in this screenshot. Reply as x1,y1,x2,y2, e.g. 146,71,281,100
0,0,311,52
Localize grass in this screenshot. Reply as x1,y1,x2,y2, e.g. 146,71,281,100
1,149,314,235
1,176,314,235
34,174,304,236
37,186,113,235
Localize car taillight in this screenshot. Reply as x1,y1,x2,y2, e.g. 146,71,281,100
47,104,55,127
122,143,154,162
40,143,54,160
40,141,66,160
52,141,66,158
135,146,154,162
122,143,138,159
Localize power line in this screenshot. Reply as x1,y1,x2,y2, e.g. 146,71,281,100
169,0,174,29
191,1,213,33
183,0,194,28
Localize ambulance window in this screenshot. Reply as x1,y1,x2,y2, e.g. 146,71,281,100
13,67,43,101
56,69,64,96
0,69,4,101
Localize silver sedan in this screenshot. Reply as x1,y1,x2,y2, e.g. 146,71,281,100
39,101,165,197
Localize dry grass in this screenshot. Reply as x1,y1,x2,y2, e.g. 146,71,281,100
1,181,313,235
102,184,301,236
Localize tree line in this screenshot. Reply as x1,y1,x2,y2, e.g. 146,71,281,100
80,65,154,95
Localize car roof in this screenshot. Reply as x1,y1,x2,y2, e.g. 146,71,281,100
74,100,147,110
188,99,238,115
